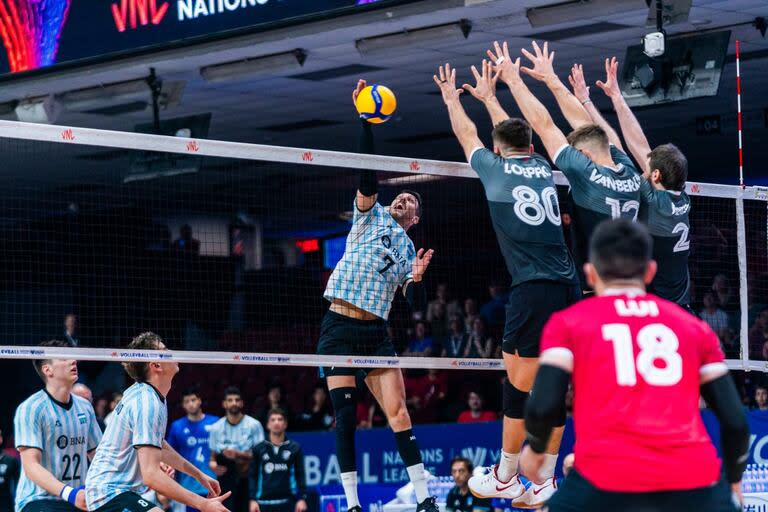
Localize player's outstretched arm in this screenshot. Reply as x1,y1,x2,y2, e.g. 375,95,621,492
568,64,624,151
434,63,484,161
17,448,86,510
489,41,567,161
520,41,591,131
353,79,379,213
403,248,434,312
161,440,221,497
139,446,230,511
596,58,652,175
462,59,509,127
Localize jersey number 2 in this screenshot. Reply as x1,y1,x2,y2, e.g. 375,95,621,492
602,323,682,386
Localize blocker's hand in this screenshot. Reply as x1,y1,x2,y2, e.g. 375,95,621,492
486,41,521,85
433,63,464,104
595,57,621,99
519,445,546,484
568,64,590,104
521,41,557,83
462,60,500,103
412,248,435,282
352,79,367,106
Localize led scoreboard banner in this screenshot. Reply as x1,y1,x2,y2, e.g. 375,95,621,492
0,0,414,77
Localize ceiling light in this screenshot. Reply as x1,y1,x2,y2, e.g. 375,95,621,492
355,20,472,57
200,49,307,83
526,0,645,28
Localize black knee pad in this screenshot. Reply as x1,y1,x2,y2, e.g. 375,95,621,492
330,387,358,473
503,379,528,419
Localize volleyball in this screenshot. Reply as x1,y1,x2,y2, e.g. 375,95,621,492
355,84,396,124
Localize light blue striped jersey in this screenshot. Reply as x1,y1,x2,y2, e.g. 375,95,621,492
323,201,415,319
85,382,168,510
14,390,101,512
208,415,264,454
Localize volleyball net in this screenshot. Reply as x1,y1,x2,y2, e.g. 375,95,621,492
0,120,764,373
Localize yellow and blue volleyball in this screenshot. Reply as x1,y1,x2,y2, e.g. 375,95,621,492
355,85,396,124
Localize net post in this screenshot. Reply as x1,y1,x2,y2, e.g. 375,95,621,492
736,192,750,370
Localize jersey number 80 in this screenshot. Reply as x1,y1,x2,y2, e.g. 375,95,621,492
512,186,561,226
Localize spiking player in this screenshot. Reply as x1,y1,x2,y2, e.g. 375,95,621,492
434,61,579,508
569,58,692,309
505,41,643,289
520,219,747,511
14,339,102,512
85,333,228,512
318,80,436,512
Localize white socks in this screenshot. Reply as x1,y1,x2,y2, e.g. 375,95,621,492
497,451,519,482
406,463,429,503
539,454,559,481
341,471,361,509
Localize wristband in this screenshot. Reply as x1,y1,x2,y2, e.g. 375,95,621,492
60,485,82,505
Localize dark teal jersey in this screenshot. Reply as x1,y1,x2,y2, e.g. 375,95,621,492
554,144,643,278
470,148,577,287
609,146,691,305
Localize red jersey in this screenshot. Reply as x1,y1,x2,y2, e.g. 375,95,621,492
457,411,498,424
540,290,727,492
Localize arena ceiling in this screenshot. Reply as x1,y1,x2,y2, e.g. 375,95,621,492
0,0,766,194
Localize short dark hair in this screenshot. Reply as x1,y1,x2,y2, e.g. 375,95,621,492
648,143,687,191
33,339,74,382
451,456,473,473
400,189,422,217
491,118,532,150
589,219,653,282
123,332,164,383
182,386,201,399
267,408,287,423
223,386,242,400
567,124,609,150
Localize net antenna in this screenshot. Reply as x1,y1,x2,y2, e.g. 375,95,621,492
736,39,744,188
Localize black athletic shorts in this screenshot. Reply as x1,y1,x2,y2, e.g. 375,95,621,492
92,492,158,512
545,470,739,512
502,280,581,358
22,499,78,512
317,310,395,377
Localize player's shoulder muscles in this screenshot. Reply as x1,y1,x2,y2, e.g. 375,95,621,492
469,147,497,178
552,144,591,180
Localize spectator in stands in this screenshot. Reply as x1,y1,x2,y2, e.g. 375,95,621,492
210,386,265,512
466,318,494,358
711,273,738,314
64,313,79,346
445,457,491,512
754,385,768,412
427,283,461,321
479,282,507,333
297,385,333,431
442,316,468,358
167,386,220,509
0,428,20,512
463,299,480,333
72,382,93,403
248,409,307,512
256,384,293,428
699,291,730,339
103,391,122,426
173,224,201,254
429,302,449,350
403,321,434,357
457,391,497,424
406,369,447,423
720,328,739,360
750,307,768,359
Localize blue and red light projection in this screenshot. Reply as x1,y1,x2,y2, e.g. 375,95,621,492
0,0,70,71
0,0,401,77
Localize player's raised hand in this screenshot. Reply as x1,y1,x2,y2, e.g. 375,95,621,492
521,41,557,83
568,64,590,104
595,57,621,98
433,63,463,104
352,79,367,106
519,445,546,484
412,248,434,281
462,60,499,103
200,491,232,512
487,41,521,85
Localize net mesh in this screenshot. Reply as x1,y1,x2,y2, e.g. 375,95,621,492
0,120,764,374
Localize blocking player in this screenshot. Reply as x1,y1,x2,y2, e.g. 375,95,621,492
318,80,436,512
166,386,220,512
569,58,692,308
434,62,579,508
248,409,306,512
14,339,102,512
498,41,643,289
85,333,229,512
520,219,748,511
